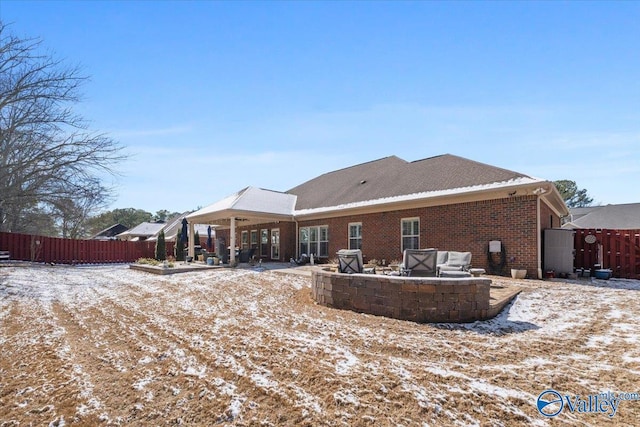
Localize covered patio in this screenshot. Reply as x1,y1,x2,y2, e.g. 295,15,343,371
185,187,297,265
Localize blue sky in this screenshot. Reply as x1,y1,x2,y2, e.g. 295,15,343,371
1,1,638,214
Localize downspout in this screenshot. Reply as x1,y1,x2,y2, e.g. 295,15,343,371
536,195,542,279
294,219,299,260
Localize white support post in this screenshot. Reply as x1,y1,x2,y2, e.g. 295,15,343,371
188,222,195,259
230,217,236,265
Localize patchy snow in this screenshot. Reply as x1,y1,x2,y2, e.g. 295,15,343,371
0,265,639,425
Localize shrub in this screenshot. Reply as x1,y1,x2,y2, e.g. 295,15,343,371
155,230,166,261
136,258,159,266
175,230,184,261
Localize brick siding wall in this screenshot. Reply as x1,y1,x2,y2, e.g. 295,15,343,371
301,195,542,277
216,222,296,261
210,195,559,277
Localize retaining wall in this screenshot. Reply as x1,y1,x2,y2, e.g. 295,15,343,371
311,270,492,323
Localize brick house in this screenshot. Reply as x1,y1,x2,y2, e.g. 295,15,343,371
186,154,568,278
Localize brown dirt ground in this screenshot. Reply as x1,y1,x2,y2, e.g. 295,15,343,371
0,265,638,426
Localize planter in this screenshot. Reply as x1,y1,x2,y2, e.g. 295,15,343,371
213,257,220,265
511,269,527,279
595,269,612,280
206,257,214,266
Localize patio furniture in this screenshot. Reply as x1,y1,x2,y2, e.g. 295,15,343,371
238,248,256,263
401,249,438,277
337,249,375,274
437,251,472,276
439,270,472,278
469,268,486,277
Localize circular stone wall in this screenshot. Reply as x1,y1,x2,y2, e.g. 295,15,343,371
311,270,491,323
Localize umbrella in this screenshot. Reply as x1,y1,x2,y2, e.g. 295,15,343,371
206,226,212,251
181,217,188,250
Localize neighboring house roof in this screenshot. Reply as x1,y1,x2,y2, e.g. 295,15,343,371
91,223,128,240
187,186,297,226
566,206,601,222
562,203,640,230
116,221,166,240
148,213,211,241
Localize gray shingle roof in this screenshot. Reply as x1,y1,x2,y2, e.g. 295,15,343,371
117,221,166,238
564,203,640,229
287,154,529,210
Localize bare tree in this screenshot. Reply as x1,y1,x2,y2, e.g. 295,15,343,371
0,22,123,234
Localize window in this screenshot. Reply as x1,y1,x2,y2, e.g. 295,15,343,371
260,229,269,257
299,227,309,255
299,226,329,257
401,218,420,251
319,226,329,258
250,230,258,249
271,229,280,259
310,227,318,256
349,223,362,250
241,230,248,249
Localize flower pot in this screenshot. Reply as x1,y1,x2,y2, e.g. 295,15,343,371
594,269,612,280
511,269,527,279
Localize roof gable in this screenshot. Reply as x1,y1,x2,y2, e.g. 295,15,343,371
288,154,530,210
186,186,297,225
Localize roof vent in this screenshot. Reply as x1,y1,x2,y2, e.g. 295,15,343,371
360,180,367,185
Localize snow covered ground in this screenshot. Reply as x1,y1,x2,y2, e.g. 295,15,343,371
0,264,638,426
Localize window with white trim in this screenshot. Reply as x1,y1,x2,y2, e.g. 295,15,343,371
349,223,362,250
299,226,329,257
401,218,420,251
260,229,269,257
250,230,258,249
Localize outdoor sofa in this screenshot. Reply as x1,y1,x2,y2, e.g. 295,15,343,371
437,250,473,276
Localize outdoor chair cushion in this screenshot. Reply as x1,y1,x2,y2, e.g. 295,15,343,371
436,251,449,266
437,251,473,274
337,249,364,274
401,249,438,277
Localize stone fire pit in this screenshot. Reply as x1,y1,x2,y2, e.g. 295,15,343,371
312,270,492,323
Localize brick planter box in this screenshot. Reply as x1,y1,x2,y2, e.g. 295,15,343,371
311,270,492,323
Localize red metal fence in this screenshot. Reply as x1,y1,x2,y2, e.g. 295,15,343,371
574,229,640,279
0,232,176,264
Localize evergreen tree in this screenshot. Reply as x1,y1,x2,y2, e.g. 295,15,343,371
194,230,201,247
155,230,166,261
554,180,594,208
175,229,184,261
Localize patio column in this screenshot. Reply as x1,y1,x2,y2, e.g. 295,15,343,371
230,217,236,265
188,221,195,259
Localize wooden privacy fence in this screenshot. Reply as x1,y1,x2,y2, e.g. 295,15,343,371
574,229,640,279
0,232,176,264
